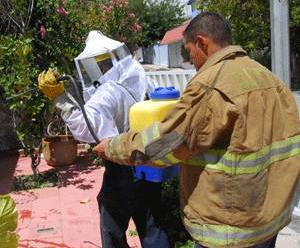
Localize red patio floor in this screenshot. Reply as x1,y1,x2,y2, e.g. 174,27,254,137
11,155,141,248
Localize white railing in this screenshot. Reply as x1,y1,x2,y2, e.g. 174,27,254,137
146,69,196,93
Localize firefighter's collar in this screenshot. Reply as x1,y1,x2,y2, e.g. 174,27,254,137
198,45,246,74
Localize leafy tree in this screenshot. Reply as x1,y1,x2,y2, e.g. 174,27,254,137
0,36,50,174
31,0,86,73
195,0,270,53
96,0,143,52
0,0,34,34
195,0,300,88
129,0,186,47
290,0,300,89
291,0,300,54
0,0,182,173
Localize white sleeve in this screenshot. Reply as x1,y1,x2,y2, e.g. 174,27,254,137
82,85,96,102
55,85,119,143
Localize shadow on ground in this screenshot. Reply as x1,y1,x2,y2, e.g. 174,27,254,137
57,155,101,191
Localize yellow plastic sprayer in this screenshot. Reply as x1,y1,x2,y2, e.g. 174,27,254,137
129,87,180,182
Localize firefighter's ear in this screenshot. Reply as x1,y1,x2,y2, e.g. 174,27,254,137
196,35,209,54
195,35,204,49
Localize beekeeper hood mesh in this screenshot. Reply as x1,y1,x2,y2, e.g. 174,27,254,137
74,31,131,89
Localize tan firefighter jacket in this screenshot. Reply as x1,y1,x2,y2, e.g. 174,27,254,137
104,46,300,248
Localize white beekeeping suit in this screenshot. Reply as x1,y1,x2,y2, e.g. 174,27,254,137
55,31,154,143
37,31,170,248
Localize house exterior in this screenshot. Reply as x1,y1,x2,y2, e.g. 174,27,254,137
160,21,190,68
141,0,195,68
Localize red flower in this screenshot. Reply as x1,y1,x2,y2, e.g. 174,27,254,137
132,23,141,33
40,25,47,39
56,7,69,17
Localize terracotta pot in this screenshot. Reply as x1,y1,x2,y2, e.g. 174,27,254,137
42,135,77,167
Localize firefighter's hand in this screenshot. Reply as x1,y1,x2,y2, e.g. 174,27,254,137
38,69,64,100
93,138,111,159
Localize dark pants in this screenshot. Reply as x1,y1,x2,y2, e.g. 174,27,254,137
195,234,277,248
97,161,169,248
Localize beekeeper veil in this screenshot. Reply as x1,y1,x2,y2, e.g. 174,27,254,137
74,31,153,103
74,31,131,89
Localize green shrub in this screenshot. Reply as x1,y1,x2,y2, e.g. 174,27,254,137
0,35,50,163
162,178,193,246
0,0,186,174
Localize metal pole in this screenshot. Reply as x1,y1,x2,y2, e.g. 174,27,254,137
270,0,290,87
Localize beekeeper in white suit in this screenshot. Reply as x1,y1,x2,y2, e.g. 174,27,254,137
38,31,170,248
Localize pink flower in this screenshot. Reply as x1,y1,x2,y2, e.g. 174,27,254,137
112,0,128,6
103,5,113,13
132,23,141,33
56,7,69,16
39,25,46,39
128,13,135,19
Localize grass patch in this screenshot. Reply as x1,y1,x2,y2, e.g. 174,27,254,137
12,169,59,191
128,229,138,237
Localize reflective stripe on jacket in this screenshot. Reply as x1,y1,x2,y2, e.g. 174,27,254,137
105,46,300,247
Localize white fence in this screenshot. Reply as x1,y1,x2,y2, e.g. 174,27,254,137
146,69,300,217
146,69,196,93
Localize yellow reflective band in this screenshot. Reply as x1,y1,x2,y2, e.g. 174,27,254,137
226,134,300,162
185,135,300,175
153,160,165,166
95,53,111,62
165,153,182,164
141,123,160,147
152,153,182,166
141,132,149,148
184,207,291,247
110,135,123,157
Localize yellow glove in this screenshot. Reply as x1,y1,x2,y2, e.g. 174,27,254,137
38,69,64,100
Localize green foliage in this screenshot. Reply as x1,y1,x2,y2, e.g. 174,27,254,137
291,0,300,54
97,0,142,52
291,0,300,90
0,0,186,172
162,178,192,246
32,0,92,72
195,0,300,88
195,0,270,52
128,229,138,237
175,240,195,248
12,169,59,191
0,0,34,34
129,0,186,47
0,35,50,157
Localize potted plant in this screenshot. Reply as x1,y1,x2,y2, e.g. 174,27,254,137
42,112,77,167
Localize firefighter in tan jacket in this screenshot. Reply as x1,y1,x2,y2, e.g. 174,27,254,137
93,12,300,248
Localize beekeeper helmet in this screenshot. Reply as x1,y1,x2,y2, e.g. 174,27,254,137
74,31,131,89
